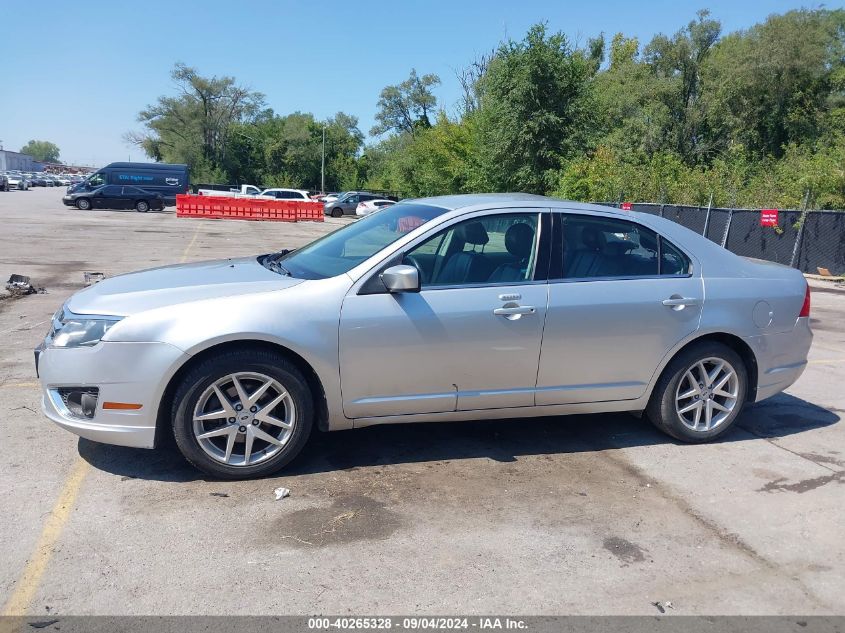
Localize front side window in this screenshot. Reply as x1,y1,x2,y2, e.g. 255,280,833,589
101,185,122,196
558,214,690,279
404,213,539,287
87,173,106,187
272,203,448,280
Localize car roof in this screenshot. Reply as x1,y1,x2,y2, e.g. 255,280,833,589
408,193,629,215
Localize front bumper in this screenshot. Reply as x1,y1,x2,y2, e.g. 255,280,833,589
37,340,189,448
61,196,75,206
745,317,813,402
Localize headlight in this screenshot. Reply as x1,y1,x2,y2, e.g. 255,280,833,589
49,307,122,348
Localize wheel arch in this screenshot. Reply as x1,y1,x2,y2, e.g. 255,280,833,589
648,332,759,406
154,339,329,448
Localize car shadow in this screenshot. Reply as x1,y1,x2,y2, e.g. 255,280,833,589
77,392,839,483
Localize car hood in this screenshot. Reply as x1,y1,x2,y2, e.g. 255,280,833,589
67,256,303,317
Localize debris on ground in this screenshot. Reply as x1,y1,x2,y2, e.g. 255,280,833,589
210,492,229,498
5,274,45,296
651,601,675,613
274,487,291,500
83,272,105,285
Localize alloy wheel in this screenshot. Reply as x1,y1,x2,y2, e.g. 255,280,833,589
192,371,296,467
674,357,739,432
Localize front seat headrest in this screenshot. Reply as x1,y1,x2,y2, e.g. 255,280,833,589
581,226,605,251
504,223,535,259
457,222,489,246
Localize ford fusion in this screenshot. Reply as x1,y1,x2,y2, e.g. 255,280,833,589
36,194,812,479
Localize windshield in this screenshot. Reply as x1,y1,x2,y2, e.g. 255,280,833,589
269,203,447,280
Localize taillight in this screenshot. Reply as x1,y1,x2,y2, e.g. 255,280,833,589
799,284,811,318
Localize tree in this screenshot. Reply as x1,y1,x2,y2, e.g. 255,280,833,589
371,69,441,136
456,51,494,115
20,140,60,163
642,9,722,163
222,111,363,191
127,63,265,180
702,9,845,158
474,23,595,194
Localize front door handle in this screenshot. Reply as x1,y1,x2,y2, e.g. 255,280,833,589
662,296,700,310
493,305,536,316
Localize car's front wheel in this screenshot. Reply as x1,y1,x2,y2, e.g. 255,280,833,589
171,348,314,479
646,341,747,443
330,207,342,218
136,200,150,212
76,198,91,210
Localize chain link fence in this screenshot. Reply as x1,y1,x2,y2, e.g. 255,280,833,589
597,203,845,276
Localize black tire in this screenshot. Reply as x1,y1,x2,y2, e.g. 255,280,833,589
136,200,150,213
171,348,314,479
646,341,747,443
76,198,91,210
331,207,343,218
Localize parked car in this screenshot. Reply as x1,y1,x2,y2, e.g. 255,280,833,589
324,191,382,217
28,174,49,187
62,184,165,212
34,194,813,479
258,188,311,200
355,198,396,216
196,184,261,197
0,173,8,191
4,173,30,190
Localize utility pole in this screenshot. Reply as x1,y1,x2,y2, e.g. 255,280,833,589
321,124,326,194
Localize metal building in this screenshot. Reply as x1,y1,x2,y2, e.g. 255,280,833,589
0,150,37,172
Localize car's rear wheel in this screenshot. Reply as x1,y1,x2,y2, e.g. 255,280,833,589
76,198,91,210
136,200,150,212
646,341,747,443
331,207,342,218
171,349,314,479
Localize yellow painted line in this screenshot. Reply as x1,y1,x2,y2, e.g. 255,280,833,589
0,382,39,389
180,226,201,263
2,457,90,616
812,343,845,356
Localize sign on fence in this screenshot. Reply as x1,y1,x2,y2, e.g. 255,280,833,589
620,202,632,211
760,209,779,227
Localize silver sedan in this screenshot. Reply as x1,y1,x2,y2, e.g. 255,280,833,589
35,194,813,479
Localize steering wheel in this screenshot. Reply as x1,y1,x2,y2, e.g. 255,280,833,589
404,255,429,284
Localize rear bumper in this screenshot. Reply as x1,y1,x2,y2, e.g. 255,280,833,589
745,317,813,402
37,340,189,449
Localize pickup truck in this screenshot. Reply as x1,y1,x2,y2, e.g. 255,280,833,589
196,184,262,197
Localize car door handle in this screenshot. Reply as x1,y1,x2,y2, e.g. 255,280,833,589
494,306,536,316
662,297,700,307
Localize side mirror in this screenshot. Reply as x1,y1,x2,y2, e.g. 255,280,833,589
380,264,420,293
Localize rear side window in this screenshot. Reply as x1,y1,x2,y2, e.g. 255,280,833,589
555,214,690,279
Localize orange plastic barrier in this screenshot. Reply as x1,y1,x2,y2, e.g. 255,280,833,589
176,194,323,222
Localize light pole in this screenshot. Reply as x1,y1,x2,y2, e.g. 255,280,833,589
321,124,326,194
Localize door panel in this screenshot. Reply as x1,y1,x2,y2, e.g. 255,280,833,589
339,209,550,419
339,284,548,418
537,277,703,404
536,212,704,405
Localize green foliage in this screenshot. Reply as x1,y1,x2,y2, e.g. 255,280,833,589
132,9,845,207
371,69,441,137
20,140,60,163
128,63,265,182
473,24,595,194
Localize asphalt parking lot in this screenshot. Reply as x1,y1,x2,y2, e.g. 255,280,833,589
1,186,844,615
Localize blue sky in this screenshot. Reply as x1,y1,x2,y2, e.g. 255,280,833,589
0,0,831,166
